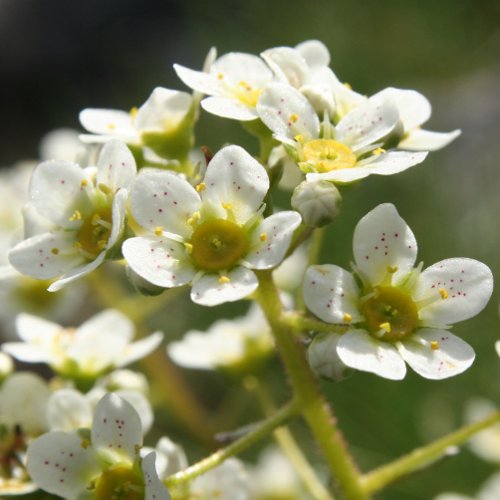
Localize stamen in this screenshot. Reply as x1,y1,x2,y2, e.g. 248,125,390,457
154,226,163,237
373,147,386,156
344,82,352,90
294,134,305,143
430,341,440,350
218,275,230,284
130,106,138,119
107,123,116,130
69,210,82,221
379,322,391,333
80,438,91,449
51,248,59,255
98,183,112,194
343,313,352,323
259,232,267,242
195,182,206,193
217,73,224,80
81,179,88,187
187,211,201,226
289,113,299,123
184,242,193,254
439,288,449,300
222,202,233,210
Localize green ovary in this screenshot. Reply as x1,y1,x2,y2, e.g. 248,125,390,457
95,465,143,500
302,139,356,173
361,286,419,342
190,219,249,272
77,207,112,257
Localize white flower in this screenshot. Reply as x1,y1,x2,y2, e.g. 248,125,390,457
122,145,301,306
141,437,188,480
168,303,273,371
303,204,493,380
80,87,193,153
464,398,500,463
27,393,170,499
189,458,251,500
2,309,163,380
8,140,137,291
435,473,500,500
257,83,427,183
372,87,461,151
174,51,274,121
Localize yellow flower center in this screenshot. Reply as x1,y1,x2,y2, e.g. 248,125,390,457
190,219,249,272
95,465,143,500
77,208,113,257
233,81,261,107
301,139,356,173
361,286,419,342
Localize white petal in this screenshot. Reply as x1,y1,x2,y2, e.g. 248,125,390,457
154,436,188,477
122,236,196,288
337,329,407,380
117,331,164,367
30,161,90,227
15,313,61,343
168,331,224,369
46,389,92,431
335,96,399,151
245,211,302,269
135,87,192,131
91,393,143,460
67,310,134,373
9,231,83,280
353,204,417,286
116,390,154,436
201,96,259,120
295,39,330,68
398,329,475,379
399,128,461,151
174,63,224,96
107,188,128,248
96,139,137,190
211,52,273,88
191,267,258,306
261,47,309,87
27,431,99,498
373,87,431,129
308,332,349,380
130,170,200,239
79,108,137,138
1,342,50,363
257,83,320,141
142,452,171,500
414,258,493,325
202,145,269,224
48,251,106,292
303,264,363,323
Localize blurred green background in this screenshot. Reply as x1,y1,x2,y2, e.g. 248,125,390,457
1,0,500,498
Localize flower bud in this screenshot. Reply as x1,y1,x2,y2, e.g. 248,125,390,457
307,333,351,381
291,180,342,227
126,266,165,296
0,352,14,383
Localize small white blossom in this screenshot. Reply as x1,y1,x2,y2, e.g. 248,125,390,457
141,437,188,480
303,204,493,380
27,393,170,499
8,140,137,291
174,51,274,121
2,309,163,380
168,303,273,371
435,473,500,500
122,145,301,306
257,83,428,183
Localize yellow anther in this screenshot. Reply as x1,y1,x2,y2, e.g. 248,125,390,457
97,239,107,250
430,340,440,351
184,242,193,254
387,265,398,274
98,183,111,194
154,226,163,236
379,322,391,333
91,214,101,225
73,242,82,249
343,313,352,323
107,123,116,130
439,288,448,299
217,73,224,80
187,211,201,226
218,275,231,284
222,202,233,210
130,106,138,119
51,248,59,255
344,82,352,90
69,210,82,221
81,179,88,187
373,147,386,156
289,113,299,123
195,182,206,193
80,438,91,449
259,232,267,242
294,134,305,143
238,80,252,91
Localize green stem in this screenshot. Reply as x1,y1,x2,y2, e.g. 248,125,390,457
255,270,368,500
247,376,334,500
361,410,500,495
165,400,300,487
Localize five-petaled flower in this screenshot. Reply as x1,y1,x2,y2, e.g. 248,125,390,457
8,140,136,291
122,145,301,306
303,204,493,380
26,393,170,499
